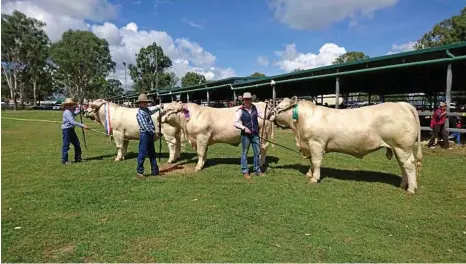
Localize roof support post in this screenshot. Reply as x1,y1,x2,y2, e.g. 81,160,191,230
187,93,190,103
335,77,340,109
206,90,210,106
445,63,452,129
271,80,276,107
379,94,385,103
233,90,237,106
320,94,324,105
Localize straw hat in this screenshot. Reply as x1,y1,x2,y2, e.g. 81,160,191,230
136,93,153,103
61,98,76,105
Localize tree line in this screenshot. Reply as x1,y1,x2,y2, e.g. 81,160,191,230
2,7,465,109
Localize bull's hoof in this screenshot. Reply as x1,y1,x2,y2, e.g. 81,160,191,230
400,183,408,190
114,158,122,162
194,166,202,172
167,159,175,164
406,188,416,194
308,178,319,184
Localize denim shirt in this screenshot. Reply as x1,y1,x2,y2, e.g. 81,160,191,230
62,109,84,129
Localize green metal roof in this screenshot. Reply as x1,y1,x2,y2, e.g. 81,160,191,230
153,76,262,95
108,42,466,100
232,41,466,88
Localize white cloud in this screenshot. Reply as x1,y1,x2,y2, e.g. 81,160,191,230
257,56,269,67
104,22,235,87
3,0,236,90
269,0,398,30
2,1,91,41
182,18,203,29
274,43,347,72
91,22,121,46
387,41,416,55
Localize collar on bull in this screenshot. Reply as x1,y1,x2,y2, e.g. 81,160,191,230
292,104,299,122
103,102,113,135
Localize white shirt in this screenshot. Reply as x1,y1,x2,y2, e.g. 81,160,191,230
233,105,264,130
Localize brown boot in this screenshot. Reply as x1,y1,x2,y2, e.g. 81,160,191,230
136,173,146,180
243,173,251,180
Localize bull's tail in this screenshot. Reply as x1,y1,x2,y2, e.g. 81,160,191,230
407,103,423,178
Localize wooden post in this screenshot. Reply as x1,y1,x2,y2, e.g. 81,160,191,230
445,63,452,129
320,94,324,105
368,93,371,105
272,85,276,107
187,93,190,103
233,90,237,106
335,77,340,109
206,90,210,106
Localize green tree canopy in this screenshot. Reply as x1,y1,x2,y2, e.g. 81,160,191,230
128,42,173,93
332,51,369,65
250,72,266,78
50,30,115,102
181,71,207,87
414,7,466,49
1,10,49,109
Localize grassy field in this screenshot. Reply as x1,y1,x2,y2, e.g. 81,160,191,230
2,110,466,262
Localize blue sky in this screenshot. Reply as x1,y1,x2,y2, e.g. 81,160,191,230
3,0,465,85
108,0,464,77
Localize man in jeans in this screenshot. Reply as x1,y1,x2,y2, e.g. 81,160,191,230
428,102,451,149
233,92,265,179
135,94,163,179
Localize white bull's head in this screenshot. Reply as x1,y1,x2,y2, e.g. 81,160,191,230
160,101,184,125
268,96,298,128
84,99,107,122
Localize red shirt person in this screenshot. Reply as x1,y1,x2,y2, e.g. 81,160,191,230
427,102,450,149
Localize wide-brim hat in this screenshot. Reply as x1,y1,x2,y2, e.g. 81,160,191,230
61,98,76,105
238,92,256,101
136,94,153,103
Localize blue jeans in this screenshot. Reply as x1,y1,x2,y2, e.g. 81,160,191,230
137,132,159,175
62,128,81,163
450,132,461,144
241,134,261,174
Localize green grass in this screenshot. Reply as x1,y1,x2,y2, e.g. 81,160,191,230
2,110,466,262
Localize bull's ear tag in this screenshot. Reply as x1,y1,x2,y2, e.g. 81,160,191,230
292,104,298,122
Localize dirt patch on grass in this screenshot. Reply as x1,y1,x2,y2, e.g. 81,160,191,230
159,163,196,175
43,244,76,260
118,237,168,262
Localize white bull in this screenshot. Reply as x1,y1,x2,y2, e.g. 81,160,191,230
160,101,275,172
269,96,422,194
85,99,184,163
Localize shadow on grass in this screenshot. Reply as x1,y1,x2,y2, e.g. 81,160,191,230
275,163,401,187
177,155,280,169
85,152,198,162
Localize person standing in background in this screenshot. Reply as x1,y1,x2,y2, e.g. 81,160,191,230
427,102,451,149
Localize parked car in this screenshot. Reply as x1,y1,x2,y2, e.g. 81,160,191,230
52,104,61,110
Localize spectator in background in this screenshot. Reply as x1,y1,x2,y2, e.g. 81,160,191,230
427,102,451,149
449,116,463,145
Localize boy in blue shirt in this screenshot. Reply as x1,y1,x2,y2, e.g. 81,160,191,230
61,98,89,164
